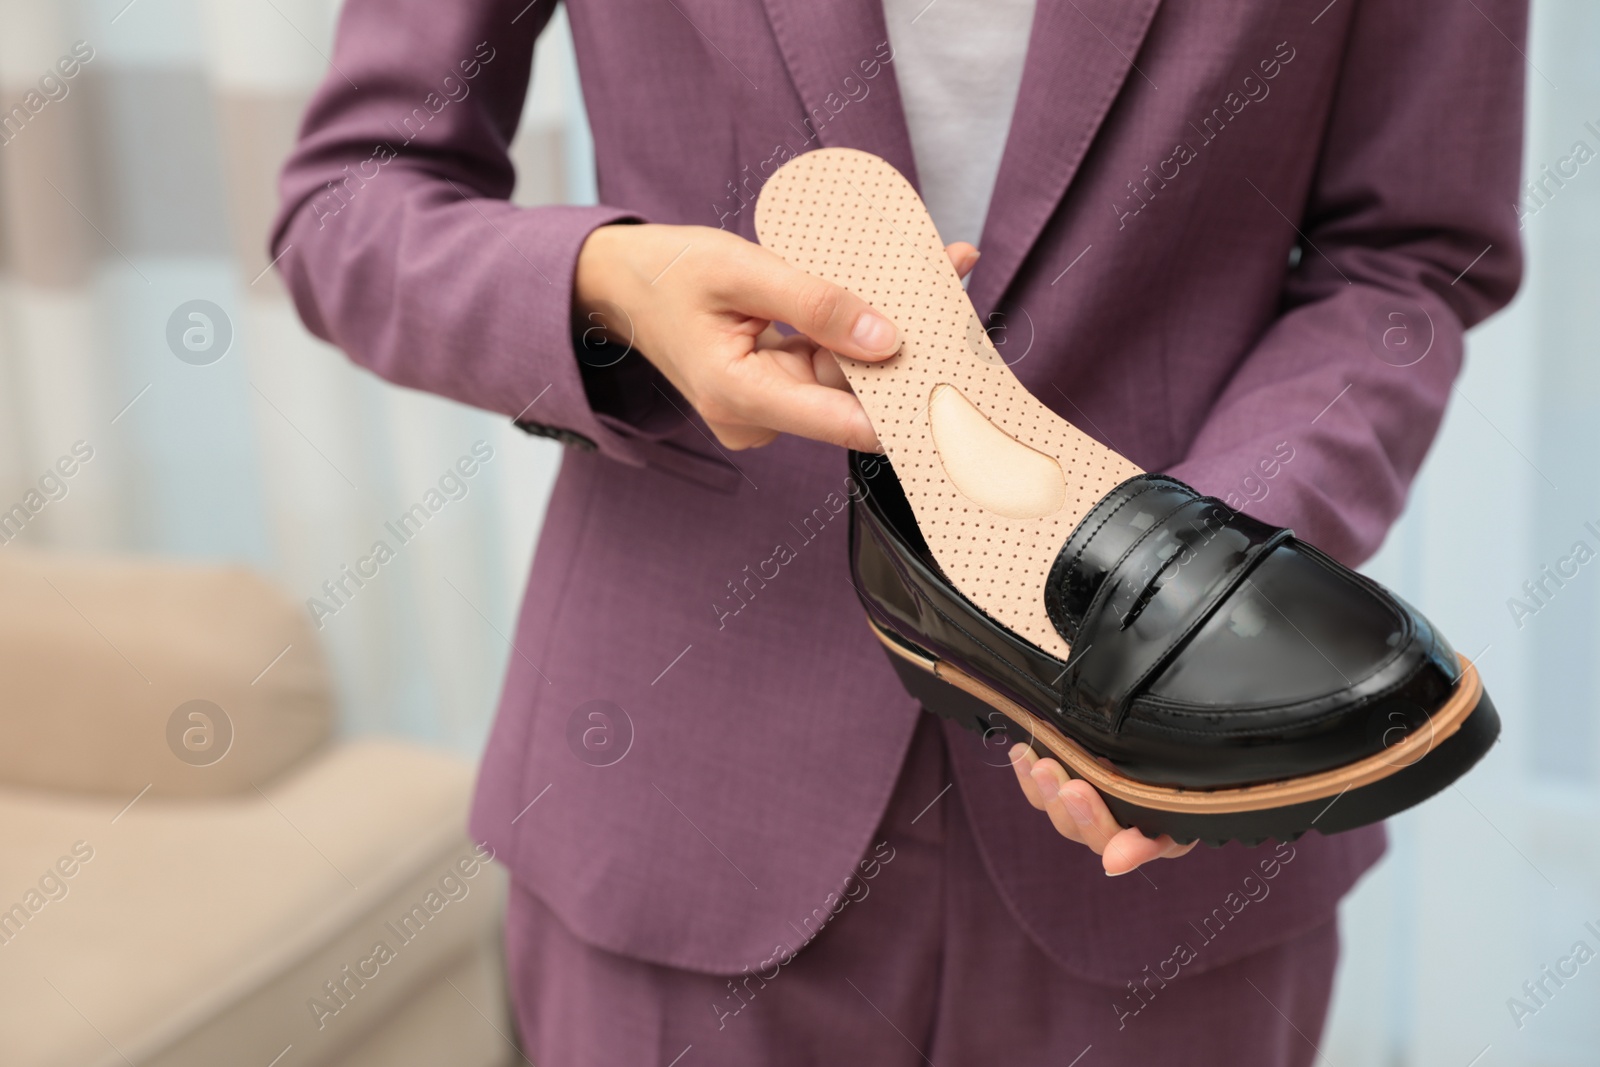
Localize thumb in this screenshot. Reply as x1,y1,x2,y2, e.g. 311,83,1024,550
737,247,901,362
946,241,980,279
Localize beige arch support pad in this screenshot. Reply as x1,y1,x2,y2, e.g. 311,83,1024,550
755,147,1141,658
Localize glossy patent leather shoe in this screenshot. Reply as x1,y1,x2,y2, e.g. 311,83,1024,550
756,147,1498,845
849,450,1499,846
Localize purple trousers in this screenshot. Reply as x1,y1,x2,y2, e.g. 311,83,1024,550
505,715,1339,1065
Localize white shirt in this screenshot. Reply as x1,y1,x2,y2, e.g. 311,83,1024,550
881,0,1038,248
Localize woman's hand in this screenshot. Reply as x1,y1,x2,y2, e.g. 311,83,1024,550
574,222,979,451
1009,745,1197,876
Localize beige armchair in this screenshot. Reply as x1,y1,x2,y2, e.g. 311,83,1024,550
0,548,515,1066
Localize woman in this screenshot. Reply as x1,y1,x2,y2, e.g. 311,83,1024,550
274,0,1525,1061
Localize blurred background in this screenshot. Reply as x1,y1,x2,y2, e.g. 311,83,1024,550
0,0,1595,1064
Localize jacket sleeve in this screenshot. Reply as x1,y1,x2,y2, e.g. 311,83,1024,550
270,0,683,469
1163,0,1528,565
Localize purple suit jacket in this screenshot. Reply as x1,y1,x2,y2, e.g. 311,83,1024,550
275,0,1524,982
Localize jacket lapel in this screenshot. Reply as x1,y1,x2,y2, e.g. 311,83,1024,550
966,0,1165,317
757,0,1163,314
757,0,921,192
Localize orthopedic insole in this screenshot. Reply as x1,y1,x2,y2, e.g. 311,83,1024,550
755,148,1141,659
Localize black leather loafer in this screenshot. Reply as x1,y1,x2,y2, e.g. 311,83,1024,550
849,451,1500,845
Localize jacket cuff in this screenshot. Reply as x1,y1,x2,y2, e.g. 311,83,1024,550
508,210,736,491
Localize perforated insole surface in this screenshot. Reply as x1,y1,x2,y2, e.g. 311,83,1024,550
755,148,1141,658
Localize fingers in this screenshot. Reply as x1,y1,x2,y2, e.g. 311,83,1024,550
726,244,901,363
1053,778,1128,853
1012,747,1195,874
1147,836,1197,864
707,353,880,451
705,421,779,451
669,233,982,450
1074,783,1194,875
1009,744,1051,810
1100,827,1178,876
946,242,980,279
696,331,871,450
810,345,851,392
1034,763,1098,848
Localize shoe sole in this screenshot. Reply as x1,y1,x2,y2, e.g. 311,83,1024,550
867,616,1500,846
756,147,1139,659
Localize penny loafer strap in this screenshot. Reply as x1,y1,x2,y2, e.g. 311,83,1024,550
1060,495,1292,729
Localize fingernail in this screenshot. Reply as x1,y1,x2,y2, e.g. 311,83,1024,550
1105,867,1131,878
851,311,899,355
1009,744,1035,768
